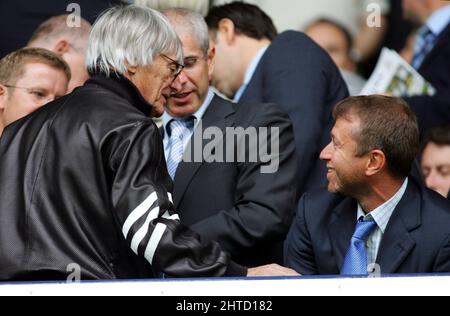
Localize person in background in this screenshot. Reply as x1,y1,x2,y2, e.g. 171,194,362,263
135,0,210,15
212,0,390,63
0,0,123,59
285,95,450,276
28,15,92,93
421,125,450,199
305,19,367,96
206,2,349,195
0,47,70,137
163,8,298,267
401,0,450,133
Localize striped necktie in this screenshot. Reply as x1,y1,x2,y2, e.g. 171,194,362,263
412,26,436,70
341,217,377,276
166,118,194,179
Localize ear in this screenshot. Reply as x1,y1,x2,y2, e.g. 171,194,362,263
0,84,8,111
53,40,71,55
124,60,138,76
207,46,216,80
218,18,237,45
365,150,386,177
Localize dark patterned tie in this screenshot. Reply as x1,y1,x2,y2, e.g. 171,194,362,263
412,26,436,69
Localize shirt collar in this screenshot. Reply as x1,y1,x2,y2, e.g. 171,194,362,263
163,87,215,132
426,5,450,36
357,178,409,233
234,46,269,102
243,46,269,86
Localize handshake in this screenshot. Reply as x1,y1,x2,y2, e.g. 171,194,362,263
247,264,300,277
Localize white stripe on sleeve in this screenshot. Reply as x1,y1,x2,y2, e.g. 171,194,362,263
144,223,168,265
122,192,158,239
130,207,160,254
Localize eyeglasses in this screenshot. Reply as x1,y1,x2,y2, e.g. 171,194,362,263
161,54,185,80
3,84,57,103
183,55,207,72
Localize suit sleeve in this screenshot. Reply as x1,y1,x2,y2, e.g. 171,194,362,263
260,33,349,193
433,233,450,273
190,104,298,258
284,193,319,275
104,121,247,277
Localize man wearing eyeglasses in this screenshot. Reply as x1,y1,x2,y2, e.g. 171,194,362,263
162,8,298,268
0,47,70,137
0,5,298,281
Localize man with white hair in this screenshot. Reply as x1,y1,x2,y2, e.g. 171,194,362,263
0,5,297,281
135,0,210,15
27,15,92,93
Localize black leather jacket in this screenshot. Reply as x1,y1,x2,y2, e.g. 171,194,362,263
0,75,246,281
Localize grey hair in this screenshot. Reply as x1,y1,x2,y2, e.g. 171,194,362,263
135,0,210,16
163,8,210,56
86,5,183,77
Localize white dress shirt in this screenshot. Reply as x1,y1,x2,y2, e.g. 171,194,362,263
357,178,409,267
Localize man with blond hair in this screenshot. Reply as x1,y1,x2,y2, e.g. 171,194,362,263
0,47,70,137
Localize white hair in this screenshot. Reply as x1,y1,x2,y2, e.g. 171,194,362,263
86,5,183,77
135,0,210,16
163,8,210,56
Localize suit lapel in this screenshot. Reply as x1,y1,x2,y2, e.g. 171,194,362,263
328,198,358,272
376,180,421,274
173,95,236,208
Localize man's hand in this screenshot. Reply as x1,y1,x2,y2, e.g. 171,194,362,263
247,264,300,277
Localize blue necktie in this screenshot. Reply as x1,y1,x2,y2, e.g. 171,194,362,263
341,217,377,276
412,26,436,70
166,118,194,179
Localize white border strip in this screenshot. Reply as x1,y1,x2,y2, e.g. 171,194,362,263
1,275,450,296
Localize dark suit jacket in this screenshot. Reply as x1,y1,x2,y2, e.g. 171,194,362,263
239,31,349,194
285,178,450,275
404,22,450,133
163,95,298,267
0,0,123,58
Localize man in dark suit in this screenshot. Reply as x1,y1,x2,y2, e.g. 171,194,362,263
0,0,123,59
162,8,298,267
402,0,450,133
285,95,450,276
205,2,349,194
